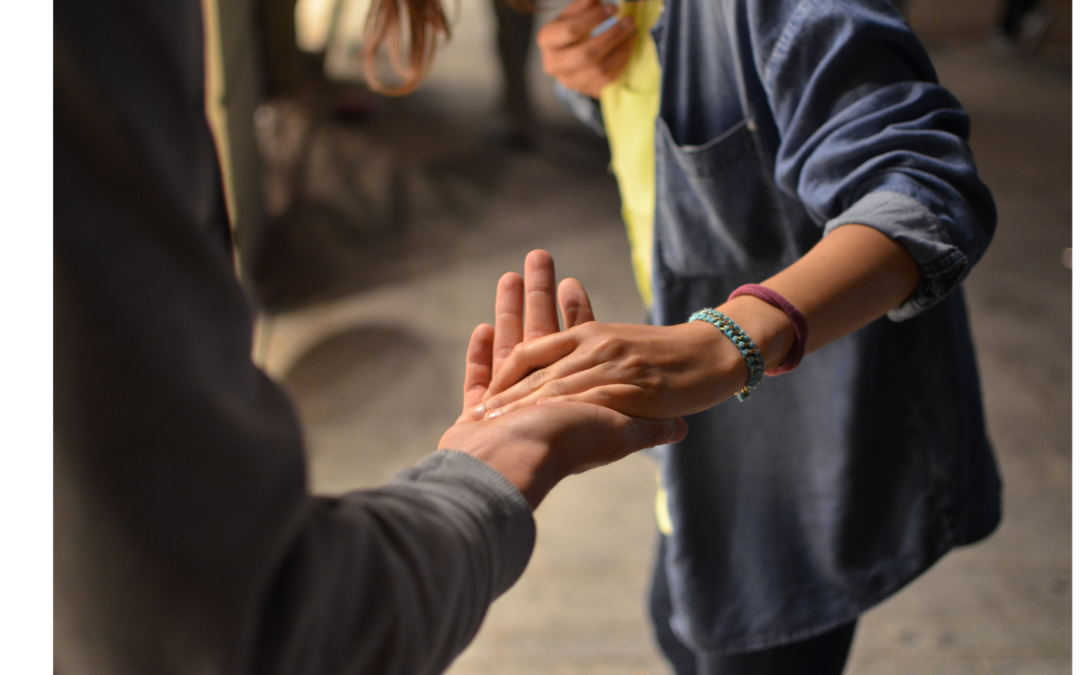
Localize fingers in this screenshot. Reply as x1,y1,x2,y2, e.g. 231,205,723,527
538,0,617,51
459,324,495,421
484,363,613,419
537,0,635,99
482,330,580,402
480,252,591,417
524,249,561,341
558,278,595,328
492,272,524,377
541,18,634,76
555,37,634,98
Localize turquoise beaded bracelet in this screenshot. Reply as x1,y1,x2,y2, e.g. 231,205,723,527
689,308,764,402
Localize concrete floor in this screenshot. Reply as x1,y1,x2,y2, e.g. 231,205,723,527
251,1,1071,672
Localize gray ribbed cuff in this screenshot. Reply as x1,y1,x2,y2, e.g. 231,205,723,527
391,450,536,597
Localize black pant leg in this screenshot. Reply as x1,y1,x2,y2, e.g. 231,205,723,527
697,620,857,675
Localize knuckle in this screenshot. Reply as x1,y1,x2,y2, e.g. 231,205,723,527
577,321,601,340
595,336,623,360
621,354,646,372
639,375,663,398
592,387,614,405
617,357,651,386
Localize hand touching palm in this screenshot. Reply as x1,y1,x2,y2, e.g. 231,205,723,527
440,250,685,509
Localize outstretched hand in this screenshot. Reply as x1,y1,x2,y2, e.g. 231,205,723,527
441,250,687,509
466,253,758,421
464,223,923,423
452,249,595,424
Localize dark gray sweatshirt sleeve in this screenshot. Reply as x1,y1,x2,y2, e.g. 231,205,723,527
54,1,534,673
246,452,535,675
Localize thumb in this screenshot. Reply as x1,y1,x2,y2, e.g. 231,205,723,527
621,415,688,451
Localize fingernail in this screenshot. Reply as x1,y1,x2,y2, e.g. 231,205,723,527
471,404,486,420
537,398,553,405
486,409,503,420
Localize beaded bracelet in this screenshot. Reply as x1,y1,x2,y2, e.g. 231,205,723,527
689,308,764,402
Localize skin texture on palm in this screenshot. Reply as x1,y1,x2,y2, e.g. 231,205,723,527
473,225,920,421
439,250,687,509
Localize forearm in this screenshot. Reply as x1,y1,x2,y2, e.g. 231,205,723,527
473,228,921,419
718,224,921,372
247,452,535,675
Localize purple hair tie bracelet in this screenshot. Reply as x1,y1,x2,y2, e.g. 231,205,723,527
727,284,808,376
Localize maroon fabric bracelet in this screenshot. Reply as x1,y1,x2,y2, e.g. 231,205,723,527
727,284,808,376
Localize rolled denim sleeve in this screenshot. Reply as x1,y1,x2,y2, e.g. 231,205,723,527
753,0,996,319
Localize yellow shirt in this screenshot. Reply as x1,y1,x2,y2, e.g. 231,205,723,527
599,0,673,536
599,0,664,310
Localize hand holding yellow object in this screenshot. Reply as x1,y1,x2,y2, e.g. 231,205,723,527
536,0,637,99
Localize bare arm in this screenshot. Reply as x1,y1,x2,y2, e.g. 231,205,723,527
725,223,920,371
474,230,918,420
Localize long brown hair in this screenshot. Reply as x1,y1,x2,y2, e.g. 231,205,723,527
362,0,534,96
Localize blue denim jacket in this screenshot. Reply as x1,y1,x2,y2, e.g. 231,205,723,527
558,0,1000,655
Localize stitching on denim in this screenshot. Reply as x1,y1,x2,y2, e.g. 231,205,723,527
920,247,966,278
764,0,820,89
912,249,967,307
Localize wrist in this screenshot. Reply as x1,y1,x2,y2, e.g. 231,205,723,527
716,295,796,373
442,424,558,509
678,319,754,404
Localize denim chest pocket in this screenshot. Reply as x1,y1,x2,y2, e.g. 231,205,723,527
654,117,793,276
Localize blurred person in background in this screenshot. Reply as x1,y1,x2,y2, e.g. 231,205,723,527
259,0,307,96
997,0,1050,46
465,0,1002,673
492,0,538,147
54,1,686,673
